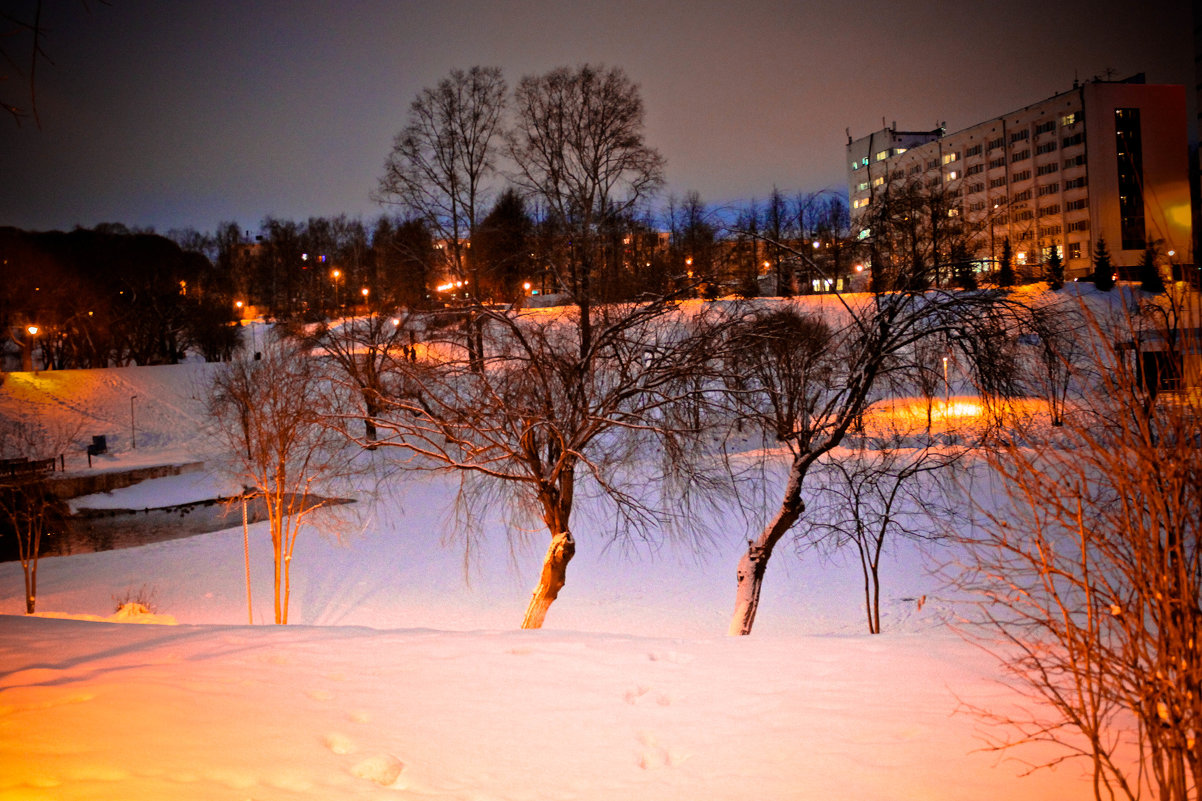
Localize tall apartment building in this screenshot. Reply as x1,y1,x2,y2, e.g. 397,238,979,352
846,75,1192,278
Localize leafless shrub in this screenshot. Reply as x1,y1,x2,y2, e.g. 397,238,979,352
953,294,1201,800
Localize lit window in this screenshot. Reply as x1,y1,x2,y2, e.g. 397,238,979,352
1016,251,1027,264
851,161,860,171
872,176,884,187
1061,112,1078,126
948,208,959,217
942,152,959,164
946,170,958,181
1068,242,1082,259
895,147,908,155
853,197,870,209
857,181,869,191
875,150,889,161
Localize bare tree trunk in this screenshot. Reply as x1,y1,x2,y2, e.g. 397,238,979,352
729,462,804,635
23,555,35,615
522,526,576,629
242,493,253,625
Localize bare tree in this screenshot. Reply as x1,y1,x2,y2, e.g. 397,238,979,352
303,312,415,446
370,299,715,629
1020,295,1088,427
206,338,354,624
0,418,76,613
508,63,666,356
718,256,1016,635
807,427,965,634
954,299,1201,800
375,67,507,298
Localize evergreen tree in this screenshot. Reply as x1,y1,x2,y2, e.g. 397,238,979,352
951,244,977,290
1092,238,1114,291
1045,246,1064,290
996,238,1015,288
1138,248,1165,293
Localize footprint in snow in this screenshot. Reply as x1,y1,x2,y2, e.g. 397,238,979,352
624,685,674,706
351,753,406,787
636,731,688,770
324,732,356,754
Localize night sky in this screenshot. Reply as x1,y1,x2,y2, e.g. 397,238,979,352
2,0,1194,235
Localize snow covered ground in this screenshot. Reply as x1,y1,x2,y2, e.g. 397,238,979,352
0,347,1124,799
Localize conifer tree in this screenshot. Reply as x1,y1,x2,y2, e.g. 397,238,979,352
1092,238,1114,291
1045,246,1064,290
952,244,977,290
1138,248,1164,294
996,239,1015,288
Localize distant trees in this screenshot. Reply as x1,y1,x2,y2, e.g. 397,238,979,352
667,192,720,297
509,63,667,350
376,66,508,300
472,188,535,303
858,177,972,291
0,226,236,368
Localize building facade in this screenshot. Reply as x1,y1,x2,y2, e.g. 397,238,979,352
847,75,1192,279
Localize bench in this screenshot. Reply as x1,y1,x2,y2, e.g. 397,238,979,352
85,435,108,468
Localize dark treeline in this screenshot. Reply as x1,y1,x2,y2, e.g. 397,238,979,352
1,224,240,368
3,189,859,371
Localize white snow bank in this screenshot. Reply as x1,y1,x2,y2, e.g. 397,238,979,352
0,614,1104,800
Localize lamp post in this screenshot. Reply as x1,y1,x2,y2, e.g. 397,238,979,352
331,269,342,312
130,394,138,450
25,325,39,373
942,355,950,410
236,301,258,358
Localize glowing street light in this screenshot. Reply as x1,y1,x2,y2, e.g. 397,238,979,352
24,325,39,373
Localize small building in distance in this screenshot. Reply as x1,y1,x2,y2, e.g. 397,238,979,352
847,74,1193,280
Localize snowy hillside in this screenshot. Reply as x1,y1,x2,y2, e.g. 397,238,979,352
0,347,1130,799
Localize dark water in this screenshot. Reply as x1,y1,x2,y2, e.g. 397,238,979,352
2,495,350,562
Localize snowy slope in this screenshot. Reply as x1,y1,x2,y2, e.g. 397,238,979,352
0,331,1133,799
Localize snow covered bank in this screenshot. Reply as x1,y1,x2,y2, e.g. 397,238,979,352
1,614,1099,800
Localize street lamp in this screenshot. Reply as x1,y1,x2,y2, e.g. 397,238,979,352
331,269,342,311
25,325,39,372
942,355,950,409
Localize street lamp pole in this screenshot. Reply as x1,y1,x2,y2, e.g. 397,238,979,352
942,356,950,410
25,325,39,373
130,394,138,450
